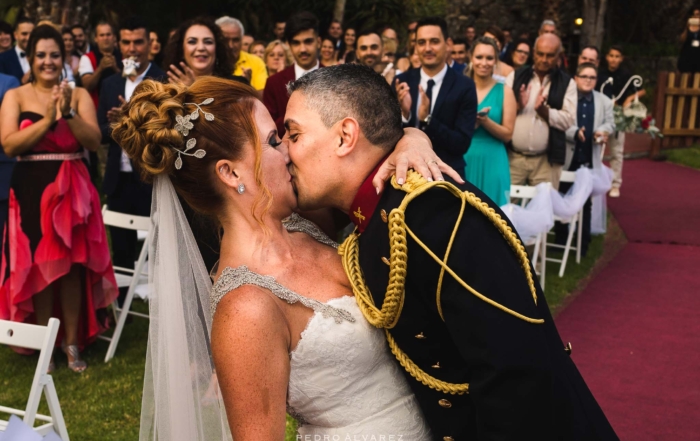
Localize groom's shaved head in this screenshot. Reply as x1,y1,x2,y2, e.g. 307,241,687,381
286,64,403,150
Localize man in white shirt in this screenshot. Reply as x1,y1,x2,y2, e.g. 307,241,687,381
506,33,577,190
395,17,477,176
0,19,34,83
263,11,322,136
97,17,165,306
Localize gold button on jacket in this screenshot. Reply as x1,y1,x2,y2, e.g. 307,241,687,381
439,399,452,408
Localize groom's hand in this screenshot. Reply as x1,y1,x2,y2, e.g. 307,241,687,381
373,128,465,193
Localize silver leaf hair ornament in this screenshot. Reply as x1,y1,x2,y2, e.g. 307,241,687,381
173,97,215,170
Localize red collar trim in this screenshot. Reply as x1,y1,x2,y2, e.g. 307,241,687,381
349,156,388,233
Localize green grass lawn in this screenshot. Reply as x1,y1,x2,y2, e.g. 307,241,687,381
1,230,606,440
665,145,700,170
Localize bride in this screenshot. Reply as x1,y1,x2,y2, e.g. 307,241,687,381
112,76,456,439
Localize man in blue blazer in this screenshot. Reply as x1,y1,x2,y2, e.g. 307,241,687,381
0,72,20,238
98,17,165,305
0,19,34,83
395,17,477,178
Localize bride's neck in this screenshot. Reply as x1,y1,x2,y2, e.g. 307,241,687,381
218,210,294,270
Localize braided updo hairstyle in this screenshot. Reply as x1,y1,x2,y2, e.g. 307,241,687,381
111,76,272,222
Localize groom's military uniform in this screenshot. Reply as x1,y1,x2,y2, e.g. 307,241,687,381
339,163,618,440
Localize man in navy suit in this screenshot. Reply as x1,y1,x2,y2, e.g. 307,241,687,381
0,19,34,83
395,17,477,178
98,17,164,305
0,72,20,239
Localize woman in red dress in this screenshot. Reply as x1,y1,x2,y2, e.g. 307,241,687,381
0,25,118,372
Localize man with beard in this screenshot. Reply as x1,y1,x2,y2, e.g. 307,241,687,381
394,17,477,177
71,24,91,56
0,19,34,83
282,61,618,441
263,11,323,137
356,30,383,69
216,16,268,91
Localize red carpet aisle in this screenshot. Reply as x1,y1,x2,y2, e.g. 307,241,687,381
555,159,700,440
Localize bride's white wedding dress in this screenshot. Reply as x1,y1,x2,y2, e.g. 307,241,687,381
210,214,431,439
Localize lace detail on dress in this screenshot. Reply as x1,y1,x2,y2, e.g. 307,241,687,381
282,213,338,249
286,403,308,427
210,266,355,324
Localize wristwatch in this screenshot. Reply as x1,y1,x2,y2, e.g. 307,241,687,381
62,108,76,120
420,114,431,130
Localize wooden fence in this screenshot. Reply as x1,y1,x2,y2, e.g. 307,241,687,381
652,71,700,156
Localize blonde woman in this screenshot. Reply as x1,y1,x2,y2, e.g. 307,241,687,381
264,39,292,75
464,37,516,206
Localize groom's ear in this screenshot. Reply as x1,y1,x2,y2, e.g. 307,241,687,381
335,117,360,158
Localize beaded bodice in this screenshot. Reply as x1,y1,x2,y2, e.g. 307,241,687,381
209,213,430,438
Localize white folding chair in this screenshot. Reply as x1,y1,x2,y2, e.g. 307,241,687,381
546,171,584,277
0,318,70,440
99,205,150,362
509,185,547,290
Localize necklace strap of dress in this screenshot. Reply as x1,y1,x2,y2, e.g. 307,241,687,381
210,266,355,324
282,213,338,249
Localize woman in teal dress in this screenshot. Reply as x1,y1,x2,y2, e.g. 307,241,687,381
464,37,516,207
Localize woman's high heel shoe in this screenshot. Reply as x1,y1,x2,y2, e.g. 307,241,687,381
62,344,87,373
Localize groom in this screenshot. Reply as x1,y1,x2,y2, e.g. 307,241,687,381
283,64,618,440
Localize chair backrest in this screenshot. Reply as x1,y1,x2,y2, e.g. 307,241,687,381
101,205,150,232
560,170,577,183
0,318,58,351
510,184,540,207
0,318,60,425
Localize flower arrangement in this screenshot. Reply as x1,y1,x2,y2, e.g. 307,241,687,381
613,102,663,139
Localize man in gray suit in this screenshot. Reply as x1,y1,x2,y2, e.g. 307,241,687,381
558,62,615,255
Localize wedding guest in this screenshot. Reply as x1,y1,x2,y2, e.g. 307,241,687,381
596,45,644,197
338,27,355,61
381,36,398,66
163,16,247,87
558,62,615,254
216,16,268,91
451,37,469,66
464,25,476,46
505,39,532,70
98,17,166,306
70,24,90,56
79,21,121,108
250,40,266,60
500,28,513,60
577,45,600,67
381,26,399,45
149,31,162,62
446,37,466,74
0,19,34,83
506,33,577,190
242,34,254,53
395,16,477,176
483,26,513,83
263,39,292,75
320,36,338,67
327,19,343,48
356,30,382,69
0,21,13,53
273,19,286,40
61,27,80,79
263,11,322,136
0,25,118,372
678,17,700,73
539,20,558,36
464,37,515,206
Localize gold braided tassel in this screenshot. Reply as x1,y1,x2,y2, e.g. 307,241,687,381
339,171,543,395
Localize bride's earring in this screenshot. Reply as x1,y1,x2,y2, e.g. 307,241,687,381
237,183,245,194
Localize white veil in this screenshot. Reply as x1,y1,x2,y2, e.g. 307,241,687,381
139,175,231,441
